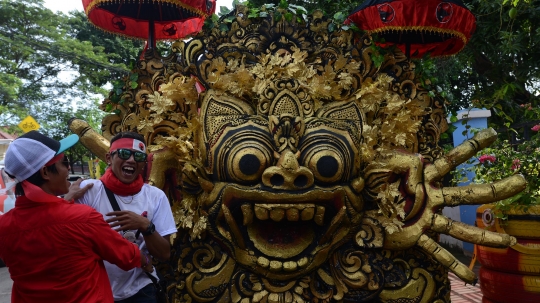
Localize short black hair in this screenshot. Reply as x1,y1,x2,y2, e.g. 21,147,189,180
7,164,59,197
110,131,146,145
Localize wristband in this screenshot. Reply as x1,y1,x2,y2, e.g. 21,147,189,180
143,254,149,267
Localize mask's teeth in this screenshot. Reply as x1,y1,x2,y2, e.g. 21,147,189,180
269,260,283,272
241,204,253,226
283,261,298,272
256,256,311,272
221,204,246,249
250,204,326,223
314,206,325,226
286,208,300,221
257,256,270,268
319,206,346,244
270,208,285,222
255,205,269,220
297,257,309,269
300,206,315,221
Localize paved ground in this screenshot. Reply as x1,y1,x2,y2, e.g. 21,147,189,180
1,265,483,302
447,244,483,302
450,272,483,302
0,267,12,303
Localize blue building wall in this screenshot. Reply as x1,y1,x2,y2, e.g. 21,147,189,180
451,109,491,254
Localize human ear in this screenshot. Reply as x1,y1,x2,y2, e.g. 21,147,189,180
39,166,51,180
105,152,113,165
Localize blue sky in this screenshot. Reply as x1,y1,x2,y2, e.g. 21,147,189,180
43,0,234,14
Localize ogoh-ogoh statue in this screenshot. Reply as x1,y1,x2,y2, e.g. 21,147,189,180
70,5,526,302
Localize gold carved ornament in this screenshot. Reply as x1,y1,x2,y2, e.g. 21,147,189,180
70,5,527,303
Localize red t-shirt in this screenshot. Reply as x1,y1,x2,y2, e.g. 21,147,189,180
0,196,141,302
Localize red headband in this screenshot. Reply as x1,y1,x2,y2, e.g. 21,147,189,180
110,138,146,153
45,153,64,166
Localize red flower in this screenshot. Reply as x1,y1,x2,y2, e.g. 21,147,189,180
531,124,540,132
479,154,496,164
511,159,521,171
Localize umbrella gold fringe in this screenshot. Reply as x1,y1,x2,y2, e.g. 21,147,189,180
368,26,469,44
86,20,197,41
85,0,210,18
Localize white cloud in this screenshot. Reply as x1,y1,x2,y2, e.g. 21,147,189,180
43,0,233,15
43,0,83,14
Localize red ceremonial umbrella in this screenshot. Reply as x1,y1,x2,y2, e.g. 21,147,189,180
347,0,476,58
83,0,215,53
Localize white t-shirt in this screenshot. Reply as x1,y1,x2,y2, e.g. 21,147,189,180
77,179,177,300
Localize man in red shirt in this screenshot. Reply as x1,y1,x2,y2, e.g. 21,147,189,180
0,131,153,303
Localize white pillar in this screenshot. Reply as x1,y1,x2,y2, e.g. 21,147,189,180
0,139,13,163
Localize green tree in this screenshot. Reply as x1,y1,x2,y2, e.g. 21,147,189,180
245,0,357,15
0,0,129,120
33,97,106,174
65,11,143,86
444,0,540,125
0,0,136,168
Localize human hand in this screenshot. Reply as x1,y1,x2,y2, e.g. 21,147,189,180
64,178,93,201
106,210,150,232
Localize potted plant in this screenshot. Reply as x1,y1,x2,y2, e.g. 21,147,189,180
472,104,540,231
458,104,540,303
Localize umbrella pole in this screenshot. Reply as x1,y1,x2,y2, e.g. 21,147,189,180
144,9,158,59
148,18,155,52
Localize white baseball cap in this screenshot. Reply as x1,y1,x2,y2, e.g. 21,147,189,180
3,131,79,183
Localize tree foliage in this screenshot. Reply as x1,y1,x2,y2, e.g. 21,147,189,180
65,11,144,86
445,0,540,124
245,0,357,16
0,0,127,109
0,2,128,127
0,0,140,164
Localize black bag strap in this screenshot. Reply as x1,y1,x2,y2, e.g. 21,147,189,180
102,184,162,290
103,185,121,212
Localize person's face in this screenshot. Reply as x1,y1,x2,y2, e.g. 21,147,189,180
106,148,146,184
43,156,71,196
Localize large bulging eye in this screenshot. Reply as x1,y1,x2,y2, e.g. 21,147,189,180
211,126,274,184
299,129,356,184
303,148,344,183
316,155,340,178
228,146,269,183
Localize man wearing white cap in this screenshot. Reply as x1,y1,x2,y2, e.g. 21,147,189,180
0,131,153,303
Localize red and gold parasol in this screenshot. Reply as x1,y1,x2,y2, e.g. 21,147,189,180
348,0,476,58
82,0,215,43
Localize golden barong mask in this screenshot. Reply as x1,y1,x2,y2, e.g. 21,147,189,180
70,5,528,302
194,87,365,280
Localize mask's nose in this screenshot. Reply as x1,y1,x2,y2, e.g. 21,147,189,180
262,150,314,190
